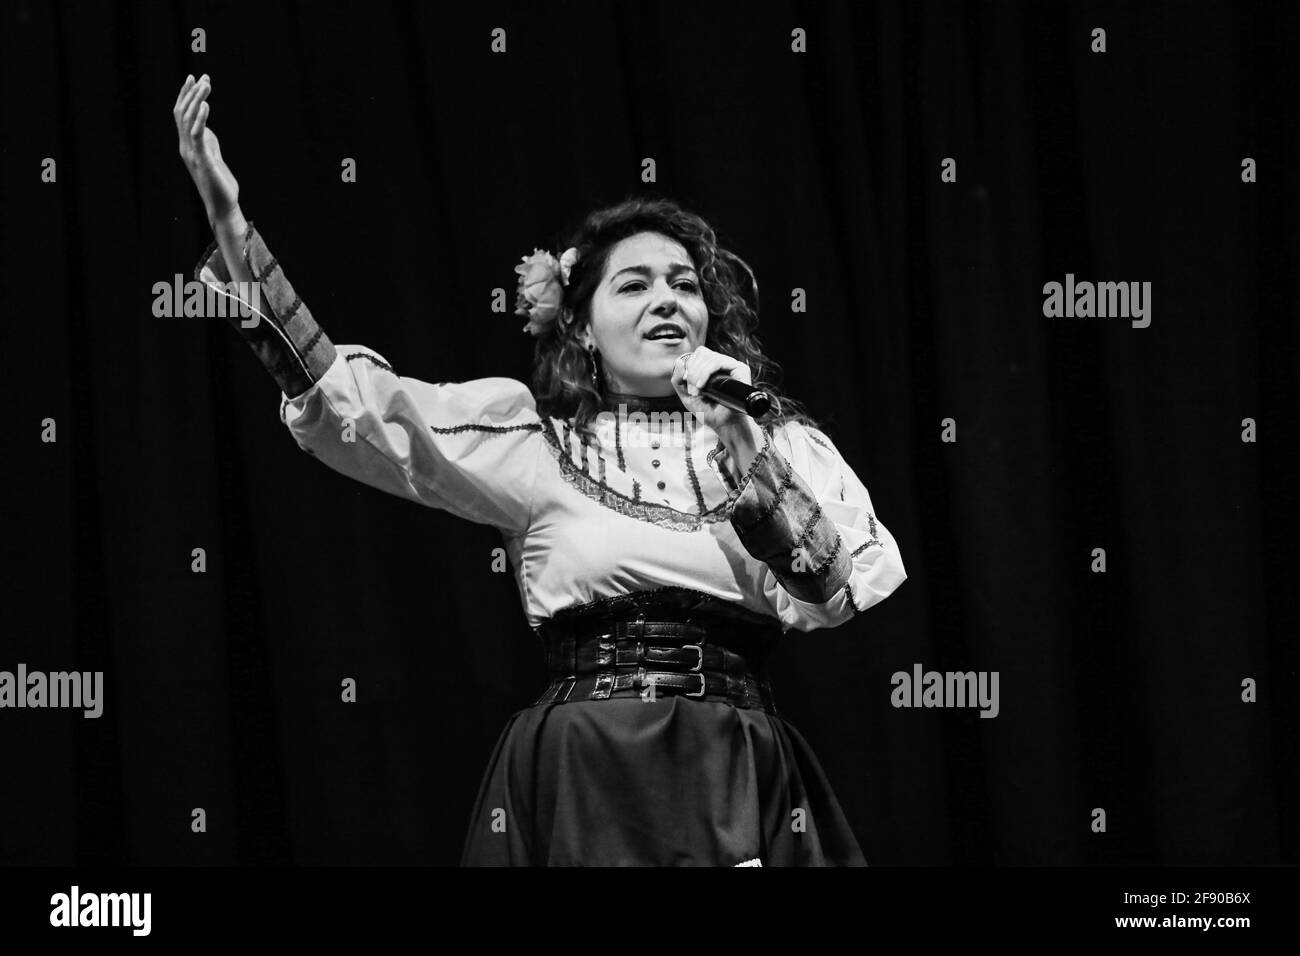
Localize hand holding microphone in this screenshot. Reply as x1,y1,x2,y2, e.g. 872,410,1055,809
671,347,773,433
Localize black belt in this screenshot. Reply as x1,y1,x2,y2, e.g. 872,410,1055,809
533,609,782,714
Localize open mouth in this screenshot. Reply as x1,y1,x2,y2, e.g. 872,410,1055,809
645,323,687,343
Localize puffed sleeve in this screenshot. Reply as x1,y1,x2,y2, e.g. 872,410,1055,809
727,419,907,632
194,221,544,536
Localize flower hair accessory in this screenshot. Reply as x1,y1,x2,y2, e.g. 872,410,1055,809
514,245,581,337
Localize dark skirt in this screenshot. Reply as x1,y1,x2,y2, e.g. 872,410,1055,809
459,694,867,866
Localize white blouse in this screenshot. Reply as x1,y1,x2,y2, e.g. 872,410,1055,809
197,223,908,633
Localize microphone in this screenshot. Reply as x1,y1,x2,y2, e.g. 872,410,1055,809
699,371,773,419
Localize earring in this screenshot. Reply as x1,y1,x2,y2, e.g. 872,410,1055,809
587,344,600,390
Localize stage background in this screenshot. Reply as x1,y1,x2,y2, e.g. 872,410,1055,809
1,0,1296,866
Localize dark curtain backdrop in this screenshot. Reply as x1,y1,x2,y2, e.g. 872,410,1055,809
1,0,1295,867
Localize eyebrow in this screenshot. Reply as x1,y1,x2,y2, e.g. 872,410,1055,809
609,263,698,284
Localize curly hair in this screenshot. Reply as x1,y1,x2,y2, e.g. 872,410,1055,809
530,194,822,447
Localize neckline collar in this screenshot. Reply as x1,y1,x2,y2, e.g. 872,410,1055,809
600,390,687,415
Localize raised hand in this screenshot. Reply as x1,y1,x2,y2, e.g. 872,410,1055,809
173,73,240,226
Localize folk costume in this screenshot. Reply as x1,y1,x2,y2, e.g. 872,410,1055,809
195,222,908,866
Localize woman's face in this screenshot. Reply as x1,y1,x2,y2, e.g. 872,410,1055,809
581,231,708,395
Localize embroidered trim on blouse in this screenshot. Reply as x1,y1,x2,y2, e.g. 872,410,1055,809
430,422,545,435
283,292,304,325
725,430,775,505
775,497,849,583
343,351,395,374
801,528,847,578
573,424,593,477
705,442,738,494
807,430,835,453
257,256,282,281
733,454,798,536
847,509,889,554
849,513,883,554
301,326,325,356
682,418,707,514
541,420,733,532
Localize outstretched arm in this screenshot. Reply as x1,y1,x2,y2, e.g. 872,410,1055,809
173,73,252,289
178,74,544,535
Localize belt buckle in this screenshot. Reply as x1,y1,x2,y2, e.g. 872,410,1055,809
681,643,704,672
686,672,706,697
621,613,647,645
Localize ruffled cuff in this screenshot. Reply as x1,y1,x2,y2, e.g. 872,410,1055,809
193,220,338,399
728,433,853,603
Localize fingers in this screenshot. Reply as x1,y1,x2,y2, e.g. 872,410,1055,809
173,74,195,113
180,75,210,137
672,351,707,397
183,79,210,135
677,347,749,392
671,351,692,389
174,73,203,123
190,100,209,141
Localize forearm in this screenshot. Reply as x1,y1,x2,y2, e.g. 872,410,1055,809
193,217,337,399
211,205,254,285
726,422,853,603
717,417,766,485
